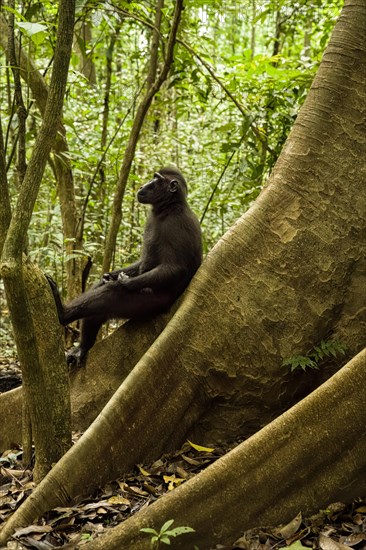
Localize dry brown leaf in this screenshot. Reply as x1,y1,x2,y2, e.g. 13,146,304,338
107,495,130,506
272,512,302,539
319,533,350,550
13,524,53,537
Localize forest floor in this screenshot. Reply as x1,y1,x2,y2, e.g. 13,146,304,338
1,358,366,550
0,354,22,393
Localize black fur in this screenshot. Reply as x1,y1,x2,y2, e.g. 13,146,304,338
47,167,202,367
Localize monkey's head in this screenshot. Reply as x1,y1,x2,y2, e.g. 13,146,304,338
137,167,187,208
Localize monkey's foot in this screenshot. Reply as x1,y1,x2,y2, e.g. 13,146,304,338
67,346,87,369
45,274,58,293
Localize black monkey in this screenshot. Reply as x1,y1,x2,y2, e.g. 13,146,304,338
47,167,202,367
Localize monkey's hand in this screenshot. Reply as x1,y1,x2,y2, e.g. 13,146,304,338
102,272,117,284
117,273,141,291
117,272,130,283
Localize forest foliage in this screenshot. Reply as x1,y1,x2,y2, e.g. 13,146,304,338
0,0,341,347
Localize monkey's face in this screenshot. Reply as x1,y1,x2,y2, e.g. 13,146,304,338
137,172,180,205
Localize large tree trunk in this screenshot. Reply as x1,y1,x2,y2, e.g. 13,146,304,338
0,309,173,450
0,0,365,545
80,347,366,549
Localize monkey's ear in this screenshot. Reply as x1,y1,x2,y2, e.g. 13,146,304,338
169,179,178,193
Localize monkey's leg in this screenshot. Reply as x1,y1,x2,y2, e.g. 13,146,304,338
59,281,115,325
67,316,106,368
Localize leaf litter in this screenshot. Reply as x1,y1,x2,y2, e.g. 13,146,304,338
0,443,365,549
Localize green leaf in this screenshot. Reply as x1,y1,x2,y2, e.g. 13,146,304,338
1,5,26,21
140,527,158,535
283,339,346,373
160,519,175,533
16,22,47,45
16,21,47,36
167,526,195,537
286,541,308,549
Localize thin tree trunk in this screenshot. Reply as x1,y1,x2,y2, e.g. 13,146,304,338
0,0,76,481
0,115,11,254
102,0,183,272
74,20,96,84
0,116,12,401
96,27,121,250
250,0,256,59
7,1,27,185
0,13,84,300
272,10,282,58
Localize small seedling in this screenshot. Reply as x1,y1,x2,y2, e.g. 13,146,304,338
141,519,195,548
282,339,346,372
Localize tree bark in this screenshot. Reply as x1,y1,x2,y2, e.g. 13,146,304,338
80,348,366,549
7,2,27,186
0,114,11,254
0,0,365,544
74,20,96,84
0,308,174,450
21,262,72,471
0,13,84,300
0,0,76,481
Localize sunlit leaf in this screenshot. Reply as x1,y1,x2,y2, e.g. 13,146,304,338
160,519,175,532
187,440,215,453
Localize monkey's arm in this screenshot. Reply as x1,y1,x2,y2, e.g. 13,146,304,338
102,261,141,282
118,264,184,291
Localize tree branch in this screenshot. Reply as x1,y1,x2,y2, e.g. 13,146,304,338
6,1,27,184
102,0,184,273
178,38,275,155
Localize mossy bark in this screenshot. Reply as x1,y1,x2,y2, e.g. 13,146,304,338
21,262,71,479
0,13,84,300
0,0,76,480
83,348,366,549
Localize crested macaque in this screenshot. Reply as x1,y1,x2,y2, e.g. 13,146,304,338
47,167,202,367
